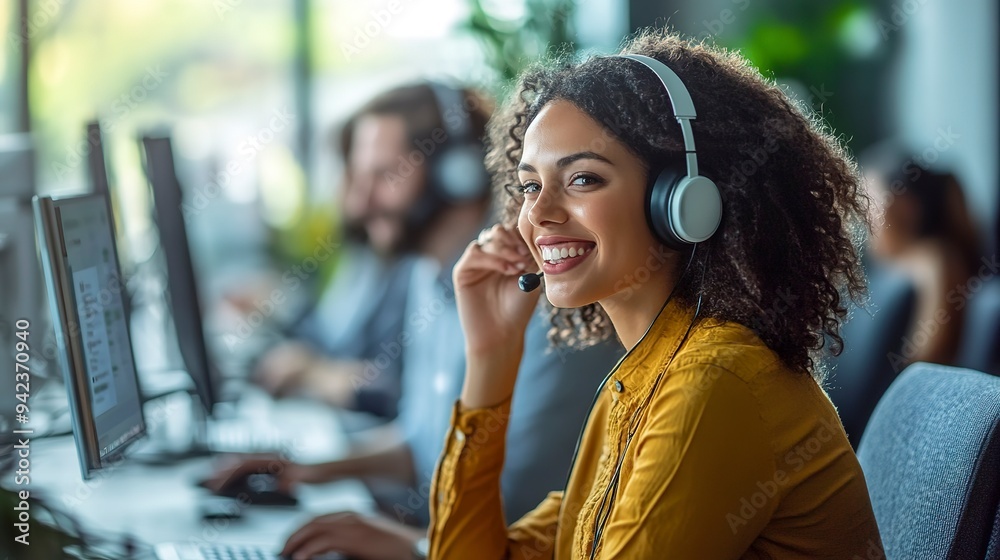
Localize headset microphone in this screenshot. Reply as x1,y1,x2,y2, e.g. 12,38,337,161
518,272,544,293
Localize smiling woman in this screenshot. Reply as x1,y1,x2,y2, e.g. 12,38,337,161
429,27,884,559
515,101,679,349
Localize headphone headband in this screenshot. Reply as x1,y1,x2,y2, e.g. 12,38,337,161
612,54,722,247
616,54,700,177
427,82,471,142
421,81,489,204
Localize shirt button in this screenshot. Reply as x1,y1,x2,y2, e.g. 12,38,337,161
454,429,466,442
613,380,624,392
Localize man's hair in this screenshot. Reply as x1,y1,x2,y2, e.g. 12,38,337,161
333,83,494,245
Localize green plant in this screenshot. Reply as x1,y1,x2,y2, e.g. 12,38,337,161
462,0,581,82
711,0,890,149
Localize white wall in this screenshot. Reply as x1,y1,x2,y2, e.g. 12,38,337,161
893,0,998,246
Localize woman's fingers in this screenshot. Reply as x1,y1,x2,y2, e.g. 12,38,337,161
458,242,523,279
486,224,532,255
476,226,535,269
490,245,532,269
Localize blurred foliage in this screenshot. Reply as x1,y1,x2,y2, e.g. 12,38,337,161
709,0,891,149
462,0,580,83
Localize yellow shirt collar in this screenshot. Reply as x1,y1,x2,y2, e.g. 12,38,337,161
605,294,698,407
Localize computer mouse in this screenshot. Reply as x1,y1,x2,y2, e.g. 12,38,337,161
200,473,299,507
198,495,244,520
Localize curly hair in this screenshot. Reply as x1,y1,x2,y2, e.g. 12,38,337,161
486,28,870,378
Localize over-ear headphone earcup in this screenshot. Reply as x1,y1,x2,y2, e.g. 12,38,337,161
646,166,688,250
670,175,722,243
646,168,723,250
432,143,490,202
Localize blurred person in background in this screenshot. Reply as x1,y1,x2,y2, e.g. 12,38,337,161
863,143,983,369
208,82,624,560
249,87,449,419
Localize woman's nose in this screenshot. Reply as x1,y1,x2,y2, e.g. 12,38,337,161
527,185,569,227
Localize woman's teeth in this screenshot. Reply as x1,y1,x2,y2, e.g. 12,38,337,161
542,245,593,263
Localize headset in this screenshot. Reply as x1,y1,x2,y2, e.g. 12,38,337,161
403,82,491,234
426,82,491,202
517,54,721,293
622,54,723,250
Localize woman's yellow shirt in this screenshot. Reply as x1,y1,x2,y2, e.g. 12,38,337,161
429,297,884,559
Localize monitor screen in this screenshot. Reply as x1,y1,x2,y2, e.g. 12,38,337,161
34,193,145,479
141,135,219,415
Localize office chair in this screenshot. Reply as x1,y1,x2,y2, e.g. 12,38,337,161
956,279,1000,376
857,362,1000,559
826,263,916,447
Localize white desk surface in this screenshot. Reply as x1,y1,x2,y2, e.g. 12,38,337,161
17,389,375,550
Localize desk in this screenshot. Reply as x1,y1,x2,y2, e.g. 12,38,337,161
16,389,374,551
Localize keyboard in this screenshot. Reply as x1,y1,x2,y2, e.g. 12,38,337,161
207,422,289,454
154,543,346,560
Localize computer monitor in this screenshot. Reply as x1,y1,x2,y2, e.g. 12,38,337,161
140,135,220,415
85,122,110,196
33,192,146,479
83,121,132,315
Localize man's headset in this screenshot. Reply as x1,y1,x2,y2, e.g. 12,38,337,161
517,54,723,292
427,82,491,202
405,82,491,233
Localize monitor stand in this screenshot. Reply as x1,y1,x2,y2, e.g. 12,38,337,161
130,390,212,464
130,388,286,465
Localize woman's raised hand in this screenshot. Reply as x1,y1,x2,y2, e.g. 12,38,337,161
453,224,540,357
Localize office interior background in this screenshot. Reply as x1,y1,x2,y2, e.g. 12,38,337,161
0,0,998,556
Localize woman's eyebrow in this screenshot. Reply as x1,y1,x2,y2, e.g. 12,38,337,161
517,151,613,173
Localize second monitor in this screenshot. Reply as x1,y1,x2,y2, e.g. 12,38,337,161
141,135,221,415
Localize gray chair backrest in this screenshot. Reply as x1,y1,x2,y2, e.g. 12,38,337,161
956,279,1000,376
826,264,916,446
857,363,1000,559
